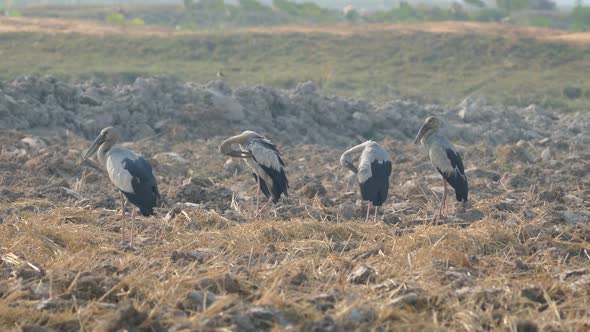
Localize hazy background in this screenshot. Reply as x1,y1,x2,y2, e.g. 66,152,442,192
4,0,587,10
0,0,589,112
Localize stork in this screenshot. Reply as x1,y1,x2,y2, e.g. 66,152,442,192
82,127,160,246
219,131,288,217
414,116,468,220
340,141,392,223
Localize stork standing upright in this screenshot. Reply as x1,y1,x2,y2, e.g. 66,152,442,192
219,131,288,217
414,116,468,220
340,141,392,223
82,127,160,246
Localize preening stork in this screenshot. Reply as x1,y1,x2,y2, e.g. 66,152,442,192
219,131,289,217
83,127,160,245
340,141,392,223
414,116,468,220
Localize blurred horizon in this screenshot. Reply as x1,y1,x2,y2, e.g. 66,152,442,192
6,0,586,11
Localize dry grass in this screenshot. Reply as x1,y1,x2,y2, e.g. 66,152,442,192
0,131,588,331
0,202,588,331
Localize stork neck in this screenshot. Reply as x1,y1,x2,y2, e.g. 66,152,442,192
97,142,113,167
344,141,370,157
421,129,439,149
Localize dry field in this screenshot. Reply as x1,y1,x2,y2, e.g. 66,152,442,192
2,16,590,44
0,93,589,330
0,18,588,330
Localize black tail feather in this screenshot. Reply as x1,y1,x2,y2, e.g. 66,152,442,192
359,160,392,206
441,171,468,202
258,166,289,204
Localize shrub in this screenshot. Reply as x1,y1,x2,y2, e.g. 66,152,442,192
130,18,145,26
6,8,22,17
570,6,590,31
563,86,582,99
529,16,552,28
106,13,126,25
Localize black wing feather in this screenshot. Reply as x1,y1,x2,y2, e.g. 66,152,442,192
438,149,468,202
446,149,465,175
259,164,289,204
359,160,391,206
252,173,271,199
249,138,289,203
122,157,159,216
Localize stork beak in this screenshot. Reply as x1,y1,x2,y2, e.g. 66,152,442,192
82,133,105,160
228,150,252,158
413,124,428,144
344,161,358,174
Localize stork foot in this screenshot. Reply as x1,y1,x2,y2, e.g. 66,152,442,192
432,213,446,225
459,201,468,213
116,239,135,251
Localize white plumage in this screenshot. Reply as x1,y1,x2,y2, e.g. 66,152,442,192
355,141,391,184
248,138,284,172
104,147,139,194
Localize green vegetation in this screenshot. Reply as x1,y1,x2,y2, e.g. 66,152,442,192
18,1,590,32
105,12,125,25
570,5,590,31
104,12,148,26
0,30,588,112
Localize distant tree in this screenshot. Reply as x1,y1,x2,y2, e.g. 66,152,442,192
183,0,195,9
198,0,226,12
344,8,360,22
300,2,323,18
239,0,268,11
273,0,299,16
397,1,418,20
463,0,486,8
496,0,528,12
529,0,556,10
450,2,468,20
472,8,505,22
570,5,590,31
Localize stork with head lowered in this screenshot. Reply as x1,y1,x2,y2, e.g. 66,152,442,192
220,131,289,217
341,141,392,223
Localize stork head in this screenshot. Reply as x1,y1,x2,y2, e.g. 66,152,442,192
339,152,358,174
414,116,443,144
340,141,372,174
83,126,119,160
219,131,258,158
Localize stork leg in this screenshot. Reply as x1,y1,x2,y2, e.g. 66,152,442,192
130,209,136,247
442,178,448,215
119,191,126,243
254,195,273,219
438,177,447,220
373,205,379,223
365,201,372,223
255,176,261,214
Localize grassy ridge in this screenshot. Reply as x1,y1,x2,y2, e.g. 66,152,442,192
1,30,589,110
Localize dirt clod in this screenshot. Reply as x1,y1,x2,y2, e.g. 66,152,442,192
347,264,377,284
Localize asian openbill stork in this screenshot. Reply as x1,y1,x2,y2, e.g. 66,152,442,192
340,141,392,223
82,127,160,246
414,116,468,220
219,131,288,217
